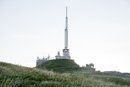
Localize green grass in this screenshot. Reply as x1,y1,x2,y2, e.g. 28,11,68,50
37,59,80,73
0,61,130,87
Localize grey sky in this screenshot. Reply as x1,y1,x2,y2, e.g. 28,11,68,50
0,0,130,72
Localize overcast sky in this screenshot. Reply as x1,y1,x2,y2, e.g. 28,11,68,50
0,0,130,72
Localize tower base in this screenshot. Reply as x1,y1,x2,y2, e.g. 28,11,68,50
63,49,71,59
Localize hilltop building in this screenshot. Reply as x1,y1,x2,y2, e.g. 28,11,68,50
36,56,50,66
36,7,71,66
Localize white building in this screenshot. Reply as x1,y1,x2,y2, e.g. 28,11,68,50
36,56,50,66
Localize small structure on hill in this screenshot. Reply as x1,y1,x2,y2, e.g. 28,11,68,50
36,56,50,66
86,63,94,68
86,63,95,72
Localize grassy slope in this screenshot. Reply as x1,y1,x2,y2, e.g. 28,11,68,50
0,61,130,87
37,59,80,73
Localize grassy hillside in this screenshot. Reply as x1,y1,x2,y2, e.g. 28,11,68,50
0,61,130,87
37,59,80,73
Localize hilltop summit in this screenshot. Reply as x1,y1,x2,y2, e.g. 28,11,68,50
36,59,79,73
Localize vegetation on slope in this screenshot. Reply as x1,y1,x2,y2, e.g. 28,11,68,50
0,61,130,87
37,59,80,73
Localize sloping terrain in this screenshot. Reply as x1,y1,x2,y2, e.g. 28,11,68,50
0,61,130,87
37,59,80,73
